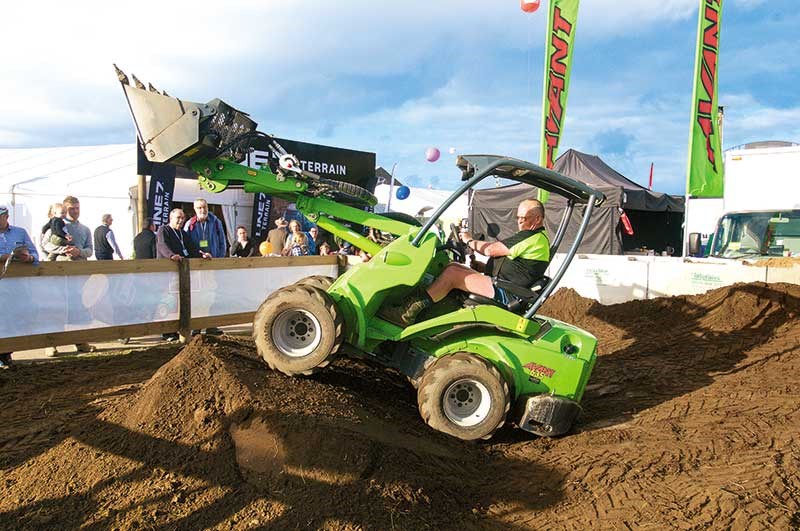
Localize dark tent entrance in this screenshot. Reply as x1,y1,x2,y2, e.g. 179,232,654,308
469,150,685,256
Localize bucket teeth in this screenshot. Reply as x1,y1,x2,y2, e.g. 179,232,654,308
148,82,159,93
113,63,129,85
131,74,146,90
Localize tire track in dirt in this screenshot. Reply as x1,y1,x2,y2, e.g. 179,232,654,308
2,283,800,529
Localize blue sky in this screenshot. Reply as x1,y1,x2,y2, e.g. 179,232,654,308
1,0,797,194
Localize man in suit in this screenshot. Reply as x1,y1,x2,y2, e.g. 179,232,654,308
156,208,211,341
157,209,211,261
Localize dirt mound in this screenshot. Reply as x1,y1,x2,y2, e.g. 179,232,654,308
2,282,800,529
110,337,253,442
745,256,800,268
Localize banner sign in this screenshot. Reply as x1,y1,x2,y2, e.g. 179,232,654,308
539,0,580,201
244,137,377,229
247,137,377,191
250,192,273,242
146,163,176,229
687,0,724,198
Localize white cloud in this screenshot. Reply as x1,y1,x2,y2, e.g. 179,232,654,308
1,0,798,198
722,93,800,142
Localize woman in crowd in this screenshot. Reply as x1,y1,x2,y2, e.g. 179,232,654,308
230,225,256,257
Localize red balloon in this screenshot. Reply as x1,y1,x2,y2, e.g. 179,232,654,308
521,0,541,13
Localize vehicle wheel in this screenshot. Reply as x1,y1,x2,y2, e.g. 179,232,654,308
417,353,510,441
294,275,335,291
253,285,343,376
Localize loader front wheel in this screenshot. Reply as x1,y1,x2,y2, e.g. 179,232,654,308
253,285,343,376
417,353,510,441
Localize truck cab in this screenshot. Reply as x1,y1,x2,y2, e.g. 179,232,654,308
705,210,800,259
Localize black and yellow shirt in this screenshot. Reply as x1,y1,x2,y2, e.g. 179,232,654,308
487,227,550,287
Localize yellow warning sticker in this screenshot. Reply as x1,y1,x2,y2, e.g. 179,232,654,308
247,170,257,176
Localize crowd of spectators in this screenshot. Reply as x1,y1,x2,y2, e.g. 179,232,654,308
0,195,373,368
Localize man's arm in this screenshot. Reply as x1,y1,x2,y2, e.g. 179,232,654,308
106,230,124,259
214,218,227,258
149,233,157,259
22,229,39,264
156,228,178,259
461,232,511,258
185,234,210,259
77,224,93,259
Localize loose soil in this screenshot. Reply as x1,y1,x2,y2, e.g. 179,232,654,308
1,281,799,530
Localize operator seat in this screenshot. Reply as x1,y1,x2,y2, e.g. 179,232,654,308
462,276,551,316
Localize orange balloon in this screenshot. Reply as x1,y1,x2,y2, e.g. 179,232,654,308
259,241,273,256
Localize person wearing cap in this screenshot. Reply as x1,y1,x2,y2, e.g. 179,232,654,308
266,217,289,257
0,204,39,369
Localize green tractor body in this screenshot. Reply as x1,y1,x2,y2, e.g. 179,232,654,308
116,66,604,440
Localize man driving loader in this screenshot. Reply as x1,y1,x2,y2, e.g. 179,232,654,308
380,198,550,327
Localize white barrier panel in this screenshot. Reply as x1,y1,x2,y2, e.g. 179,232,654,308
548,255,649,304
647,261,767,299
191,263,339,317
0,271,179,338
766,265,800,285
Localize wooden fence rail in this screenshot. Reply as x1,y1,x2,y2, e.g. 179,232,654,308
1,256,341,351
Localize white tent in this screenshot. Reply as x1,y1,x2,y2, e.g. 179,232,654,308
373,184,468,227
0,144,252,258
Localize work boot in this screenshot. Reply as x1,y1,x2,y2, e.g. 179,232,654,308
378,286,433,327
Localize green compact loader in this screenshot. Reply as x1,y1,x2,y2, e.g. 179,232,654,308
117,66,605,441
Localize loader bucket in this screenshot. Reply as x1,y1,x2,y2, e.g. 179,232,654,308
115,64,257,167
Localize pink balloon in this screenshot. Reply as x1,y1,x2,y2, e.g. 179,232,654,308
425,147,440,162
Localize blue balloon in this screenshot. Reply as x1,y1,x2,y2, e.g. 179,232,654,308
396,185,410,200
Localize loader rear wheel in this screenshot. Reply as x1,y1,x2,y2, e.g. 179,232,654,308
417,353,510,441
294,275,335,291
253,285,343,376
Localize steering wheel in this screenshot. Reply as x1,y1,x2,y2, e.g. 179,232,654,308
436,223,466,263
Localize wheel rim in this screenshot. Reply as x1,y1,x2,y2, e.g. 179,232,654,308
271,309,322,357
442,378,492,427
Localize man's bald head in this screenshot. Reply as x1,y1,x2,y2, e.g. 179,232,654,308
516,199,545,231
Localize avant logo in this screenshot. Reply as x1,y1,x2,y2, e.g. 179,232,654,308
543,6,574,169
695,0,722,171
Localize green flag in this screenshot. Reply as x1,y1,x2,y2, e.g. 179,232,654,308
687,0,724,197
538,0,580,202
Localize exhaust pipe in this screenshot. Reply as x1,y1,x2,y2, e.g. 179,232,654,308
114,64,257,167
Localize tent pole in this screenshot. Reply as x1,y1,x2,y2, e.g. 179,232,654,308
137,174,147,231
386,162,397,212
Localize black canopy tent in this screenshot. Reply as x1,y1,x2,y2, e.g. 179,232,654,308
469,150,685,255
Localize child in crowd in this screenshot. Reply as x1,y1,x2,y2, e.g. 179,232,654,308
42,203,72,260
318,242,331,256
287,232,311,256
